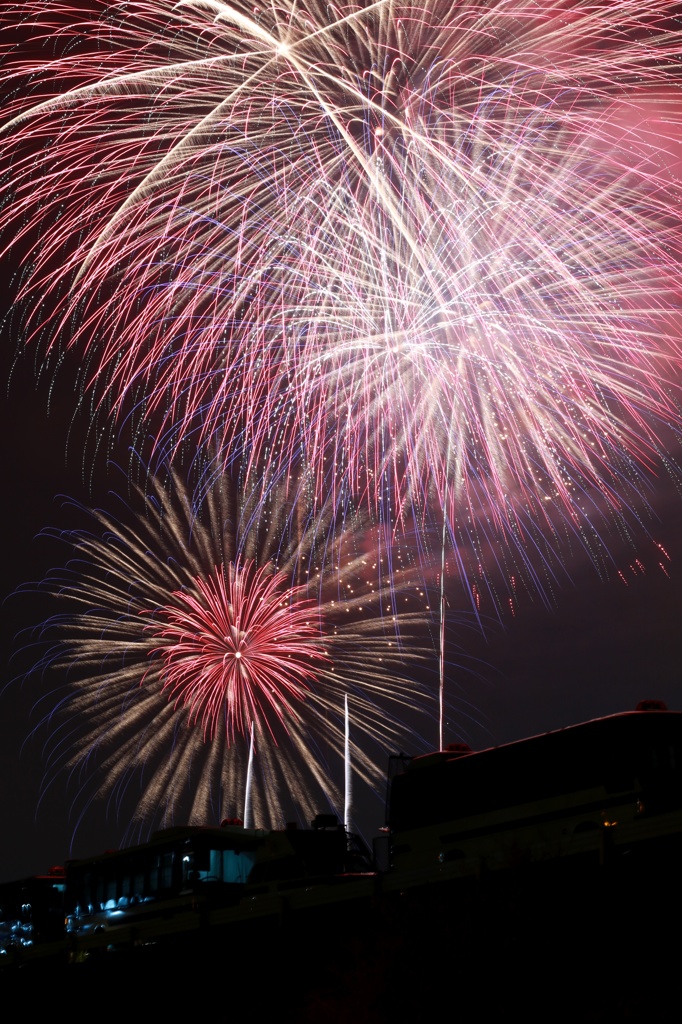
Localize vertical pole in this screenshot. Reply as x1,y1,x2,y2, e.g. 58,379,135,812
344,693,352,834
244,721,255,829
439,494,447,752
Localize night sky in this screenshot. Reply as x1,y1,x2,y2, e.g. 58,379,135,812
2,3,682,887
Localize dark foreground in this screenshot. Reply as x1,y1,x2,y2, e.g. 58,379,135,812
6,708,681,1016
4,856,679,1022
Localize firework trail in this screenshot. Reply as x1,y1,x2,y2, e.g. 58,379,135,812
17,467,438,839
2,0,682,574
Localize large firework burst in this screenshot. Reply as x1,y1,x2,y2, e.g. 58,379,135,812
2,0,682,556
19,468,437,838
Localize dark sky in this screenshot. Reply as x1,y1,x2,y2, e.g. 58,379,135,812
2,328,682,883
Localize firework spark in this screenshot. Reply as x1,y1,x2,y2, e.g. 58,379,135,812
18,468,437,838
2,0,682,563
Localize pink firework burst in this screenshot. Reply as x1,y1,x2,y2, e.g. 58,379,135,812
153,560,329,742
2,0,682,555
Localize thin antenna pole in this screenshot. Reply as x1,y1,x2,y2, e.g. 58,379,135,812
439,497,447,752
244,721,255,829
344,694,352,833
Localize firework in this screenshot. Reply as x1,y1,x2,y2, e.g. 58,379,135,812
19,468,437,838
2,0,682,566
152,559,329,743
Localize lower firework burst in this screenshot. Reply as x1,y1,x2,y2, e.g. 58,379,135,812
152,559,329,744
20,466,435,840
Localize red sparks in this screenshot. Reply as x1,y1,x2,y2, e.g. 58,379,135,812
151,560,329,742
